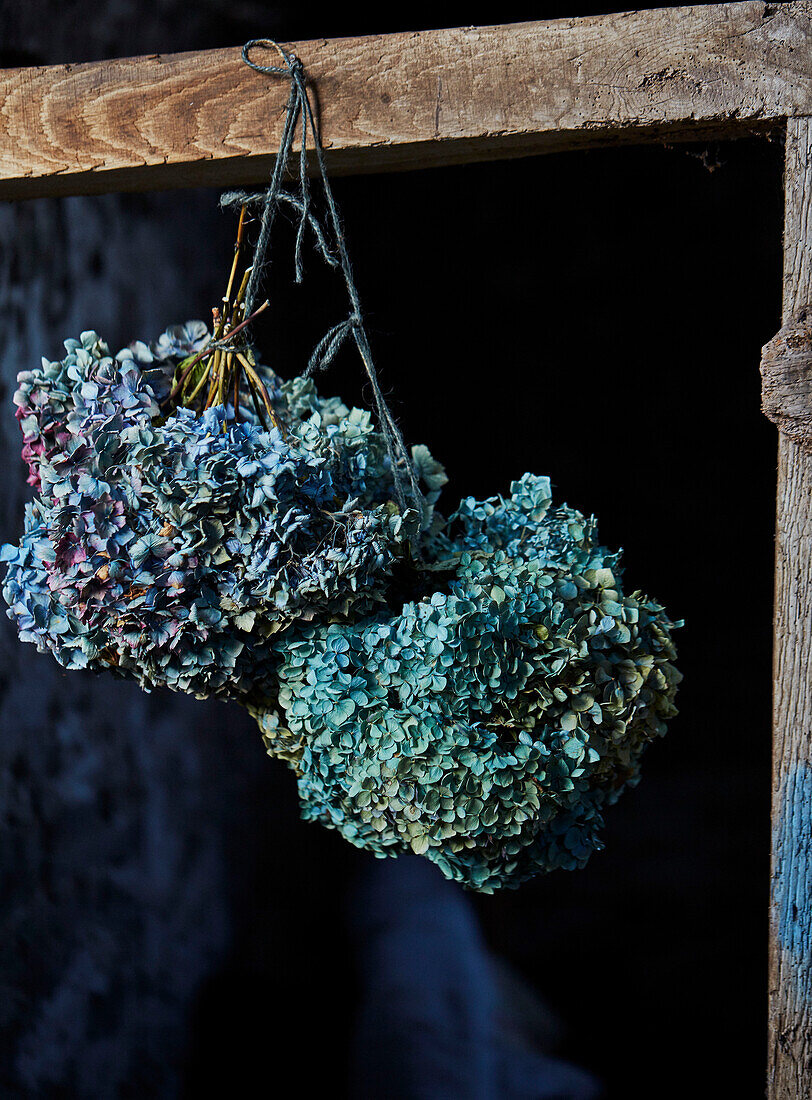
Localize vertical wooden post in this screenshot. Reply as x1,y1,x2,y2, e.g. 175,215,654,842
770,115,812,1100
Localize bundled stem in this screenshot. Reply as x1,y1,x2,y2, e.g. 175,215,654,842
161,205,282,431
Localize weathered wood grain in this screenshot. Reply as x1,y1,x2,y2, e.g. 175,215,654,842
0,1,809,200
769,114,812,1100
761,308,812,448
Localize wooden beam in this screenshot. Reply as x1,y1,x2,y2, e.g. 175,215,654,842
769,115,812,1100
0,1,809,200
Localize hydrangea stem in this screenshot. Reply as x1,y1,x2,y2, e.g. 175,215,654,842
162,206,274,419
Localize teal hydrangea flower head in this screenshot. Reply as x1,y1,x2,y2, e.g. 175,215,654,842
256,475,681,891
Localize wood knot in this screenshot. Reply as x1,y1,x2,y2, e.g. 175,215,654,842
761,305,812,448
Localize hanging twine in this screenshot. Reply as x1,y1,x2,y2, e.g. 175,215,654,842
221,39,424,521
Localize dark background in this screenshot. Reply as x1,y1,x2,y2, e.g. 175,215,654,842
0,2,781,1097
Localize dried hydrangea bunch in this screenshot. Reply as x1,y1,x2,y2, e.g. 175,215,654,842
255,475,681,892
2,319,680,891
2,325,444,701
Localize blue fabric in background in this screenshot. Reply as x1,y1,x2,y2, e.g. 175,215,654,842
347,856,602,1100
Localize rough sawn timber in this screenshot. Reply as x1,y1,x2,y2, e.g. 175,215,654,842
0,0,810,199
770,114,812,1100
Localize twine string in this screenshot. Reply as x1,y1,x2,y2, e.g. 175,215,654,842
221,39,423,520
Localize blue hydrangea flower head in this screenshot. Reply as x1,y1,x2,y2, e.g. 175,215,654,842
3,323,444,701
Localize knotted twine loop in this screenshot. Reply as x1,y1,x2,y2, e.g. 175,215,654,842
221,38,424,524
